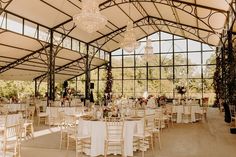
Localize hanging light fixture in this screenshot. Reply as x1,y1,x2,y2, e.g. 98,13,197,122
142,23,154,62
120,21,140,53
73,0,107,33
142,39,155,62
120,2,140,53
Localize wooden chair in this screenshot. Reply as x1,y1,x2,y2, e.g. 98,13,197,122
154,113,162,149
104,117,124,157
35,106,48,126
22,106,35,138
0,107,8,115
66,114,91,152
202,97,209,120
0,121,22,157
134,115,155,157
75,122,91,157
182,106,192,123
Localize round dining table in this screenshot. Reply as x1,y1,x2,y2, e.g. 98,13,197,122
78,118,143,157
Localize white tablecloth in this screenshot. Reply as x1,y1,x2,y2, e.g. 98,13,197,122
172,105,202,123
78,119,143,157
46,107,83,125
0,104,28,112
0,113,22,126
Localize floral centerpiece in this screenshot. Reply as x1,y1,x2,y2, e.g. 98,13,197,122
176,85,187,96
103,104,119,118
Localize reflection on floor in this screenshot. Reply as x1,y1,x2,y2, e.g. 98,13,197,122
21,108,236,157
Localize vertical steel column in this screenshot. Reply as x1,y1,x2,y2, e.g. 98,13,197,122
109,52,112,94
34,79,38,97
47,30,55,104
75,77,78,93
85,44,90,106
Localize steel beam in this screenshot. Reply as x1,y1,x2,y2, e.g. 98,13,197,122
66,62,108,81
89,16,219,46
0,45,50,74
34,55,86,81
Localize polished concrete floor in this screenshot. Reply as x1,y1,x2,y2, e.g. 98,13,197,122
21,108,236,157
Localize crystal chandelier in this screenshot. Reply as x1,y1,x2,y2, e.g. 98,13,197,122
142,39,155,62
120,21,140,53
73,0,107,33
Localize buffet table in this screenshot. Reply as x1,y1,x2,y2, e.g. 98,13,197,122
78,118,143,156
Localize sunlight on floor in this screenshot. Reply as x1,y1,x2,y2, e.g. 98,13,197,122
33,127,60,138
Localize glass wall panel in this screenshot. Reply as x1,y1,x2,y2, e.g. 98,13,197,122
161,67,173,79
24,20,37,38
188,66,202,78
161,80,173,96
72,39,80,51
174,40,187,52
161,41,173,53
203,79,214,93
99,68,106,81
105,32,217,105
153,41,160,54
113,80,122,94
160,32,172,40
112,56,122,67
202,43,213,51
148,67,160,79
135,42,146,54
161,54,173,66
112,68,122,79
123,80,134,97
112,49,122,56
90,69,98,80
7,14,23,34
135,55,146,66
203,51,216,64
188,52,201,65
149,33,159,40
148,54,160,66
98,81,106,95
174,53,187,65
188,40,201,51
136,68,146,79
203,65,215,78
135,80,147,96
188,79,202,93
123,55,134,67
148,80,160,93
123,68,134,79
175,66,187,78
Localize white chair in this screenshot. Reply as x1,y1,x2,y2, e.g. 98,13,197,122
0,121,22,157
36,106,48,126
165,105,177,127
134,115,154,157
182,106,192,123
104,117,124,157
147,98,156,108
153,114,161,149
22,106,35,139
